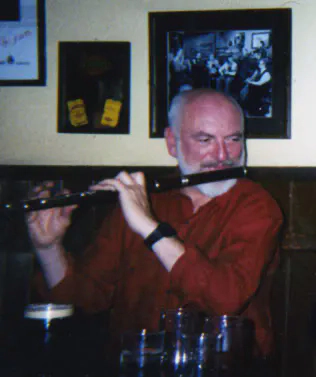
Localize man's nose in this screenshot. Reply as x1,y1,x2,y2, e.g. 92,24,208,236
216,140,229,161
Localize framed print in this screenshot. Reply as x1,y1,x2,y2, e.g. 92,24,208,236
0,0,46,86
58,41,131,135
149,8,292,139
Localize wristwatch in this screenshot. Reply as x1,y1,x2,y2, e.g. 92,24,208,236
144,222,177,251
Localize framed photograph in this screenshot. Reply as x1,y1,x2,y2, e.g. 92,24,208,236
58,41,131,135
0,0,46,86
149,8,292,139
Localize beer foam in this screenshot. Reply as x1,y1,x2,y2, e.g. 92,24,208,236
24,303,74,320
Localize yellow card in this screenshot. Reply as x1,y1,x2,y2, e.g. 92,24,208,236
67,99,89,127
101,99,122,127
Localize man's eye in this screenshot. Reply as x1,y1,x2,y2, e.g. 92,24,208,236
196,136,211,143
229,136,242,142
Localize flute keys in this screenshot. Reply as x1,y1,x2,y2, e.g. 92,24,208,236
181,177,190,186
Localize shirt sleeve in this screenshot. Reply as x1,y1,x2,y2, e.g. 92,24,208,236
38,206,128,314
169,191,283,315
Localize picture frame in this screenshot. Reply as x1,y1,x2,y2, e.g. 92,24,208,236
58,41,131,135
0,0,46,86
149,8,292,139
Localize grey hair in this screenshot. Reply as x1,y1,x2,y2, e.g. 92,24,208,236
167,91,190,137
167,88,245,137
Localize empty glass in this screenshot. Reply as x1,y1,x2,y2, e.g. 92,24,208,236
201,315,255,377
120,329,165,377
160,308,204,375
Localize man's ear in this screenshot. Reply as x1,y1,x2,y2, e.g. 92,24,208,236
164,127,177,158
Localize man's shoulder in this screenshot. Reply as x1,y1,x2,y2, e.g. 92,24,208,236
234,178,275,199
232,178,282,215
236,177,267,191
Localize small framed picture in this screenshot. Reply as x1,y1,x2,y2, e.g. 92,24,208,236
58,41,131,135
149,8,292,139
0,0,46,86
251,32,270,49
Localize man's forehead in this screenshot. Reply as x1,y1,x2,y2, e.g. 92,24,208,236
182,121,242,135
185,96,238,113
179,111,242,140
182,102,241,124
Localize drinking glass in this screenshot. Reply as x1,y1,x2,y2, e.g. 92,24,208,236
160,308,204,375
120,329,165,377
202,315,255,377
23,303,75,376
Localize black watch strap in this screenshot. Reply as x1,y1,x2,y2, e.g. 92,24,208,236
144,222,177,250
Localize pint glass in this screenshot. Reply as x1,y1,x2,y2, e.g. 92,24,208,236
160,308,204,375
22,303,75,376
202,315,255,377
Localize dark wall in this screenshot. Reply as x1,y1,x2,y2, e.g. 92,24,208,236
1,165,316,377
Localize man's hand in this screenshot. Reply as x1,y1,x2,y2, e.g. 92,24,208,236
90,171,158,238
25,181,76,288
26,182,76,250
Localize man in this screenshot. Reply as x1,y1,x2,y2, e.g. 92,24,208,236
243,58,272,116
27,89,282,366
217,55,238,94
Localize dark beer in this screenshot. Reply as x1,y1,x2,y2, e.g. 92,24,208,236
22,303,75,377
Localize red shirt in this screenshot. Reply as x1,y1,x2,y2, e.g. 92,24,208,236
44,178,283,356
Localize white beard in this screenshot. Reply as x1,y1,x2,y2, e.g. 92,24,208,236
196,178,237,197
177,142,245,198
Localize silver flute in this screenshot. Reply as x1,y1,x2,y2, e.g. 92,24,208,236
0,167,247,212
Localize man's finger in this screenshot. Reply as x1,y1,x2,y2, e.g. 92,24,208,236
89,181,117,191
131,172,146,187
116,171,134,185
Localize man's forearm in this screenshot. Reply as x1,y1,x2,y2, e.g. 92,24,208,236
152,237,185,272
139,221,185,271
35,244,68,289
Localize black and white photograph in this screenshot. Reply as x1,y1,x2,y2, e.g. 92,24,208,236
149,9,291,139
168,29,272,118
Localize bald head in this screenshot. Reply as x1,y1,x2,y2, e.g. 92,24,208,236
168,88,244,137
